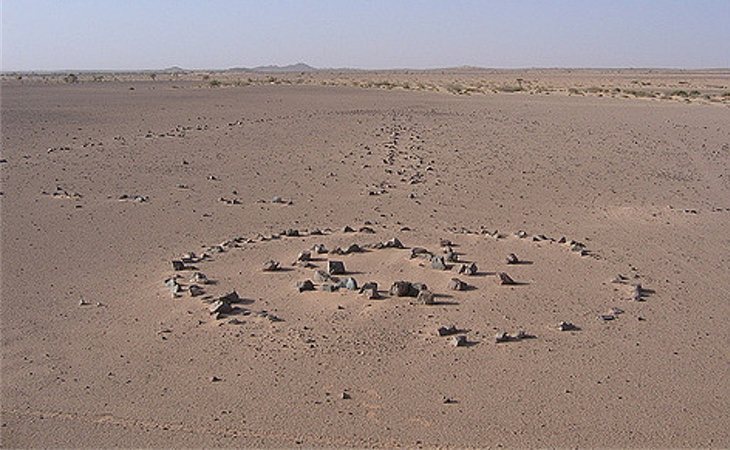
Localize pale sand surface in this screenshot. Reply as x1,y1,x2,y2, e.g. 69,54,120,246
1,75,729,447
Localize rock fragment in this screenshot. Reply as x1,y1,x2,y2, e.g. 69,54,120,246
342,225,355,233
171,260,185,271
312,243,328,254
262,260,281,272
451,335,467,347
506,253,520,264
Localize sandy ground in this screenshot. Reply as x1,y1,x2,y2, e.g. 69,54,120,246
1,75,729,448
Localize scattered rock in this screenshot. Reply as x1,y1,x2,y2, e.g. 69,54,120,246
516,230,528,238
342,225,355,233
451,335,467,347
321,283,338,292
338,277,359,291
262,260,281,272
447,278,467,291
312,243,328,254
416,289,435,305
360,282,379,299
345,243,362,253
496,272,517,285
359,226,376,234
209,300,232,316
410,247,431,259
341,392,351,400
495,332,511,343
327,260,346,275
190,272,209,284
382,237,404,249
439,239,453,247
283,229,300,237
506,253,520,264
631,284,644,301
557,321,578,331
210,376,222,382
295,250,312,262
313,270,334,282
188,285,204,297
390,281,413,297
445,250,458,262
458,262,478,276
171,260,185,271
431,255,447,270
296,280,315,292
437,325,459,336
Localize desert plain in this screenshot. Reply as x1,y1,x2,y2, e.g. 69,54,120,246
1,69,729,447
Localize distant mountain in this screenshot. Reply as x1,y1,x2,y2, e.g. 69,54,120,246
161,66,187,73
227,63,318,73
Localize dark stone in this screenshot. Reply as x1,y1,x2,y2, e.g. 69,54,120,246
296,280,315,292
171,260,185,271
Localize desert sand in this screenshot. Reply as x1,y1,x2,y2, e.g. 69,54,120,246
1,71,729,447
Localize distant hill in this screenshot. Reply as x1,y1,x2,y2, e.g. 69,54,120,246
227,63,318,73
161,66,187,73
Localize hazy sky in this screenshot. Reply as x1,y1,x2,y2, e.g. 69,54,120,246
2,0,729,71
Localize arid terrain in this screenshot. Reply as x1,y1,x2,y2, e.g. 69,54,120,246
1,70,729,447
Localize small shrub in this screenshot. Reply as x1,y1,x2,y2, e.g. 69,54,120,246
209,79,222,87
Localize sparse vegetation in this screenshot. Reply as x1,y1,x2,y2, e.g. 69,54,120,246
209,79,222,87
64,73,78,83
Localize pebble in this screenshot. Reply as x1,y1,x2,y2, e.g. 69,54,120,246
262,260,281,272
506,253,520,264
312,243,328,254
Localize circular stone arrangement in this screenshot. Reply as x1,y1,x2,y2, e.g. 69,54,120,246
162,224,651,346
